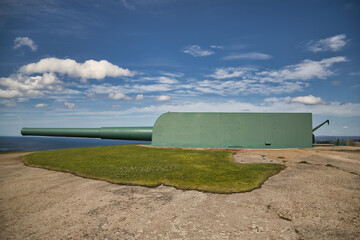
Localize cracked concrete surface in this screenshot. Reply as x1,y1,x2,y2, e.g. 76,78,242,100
0,146,359,239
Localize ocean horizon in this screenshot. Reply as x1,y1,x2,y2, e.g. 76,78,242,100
0,136,149,152
1,135,359,153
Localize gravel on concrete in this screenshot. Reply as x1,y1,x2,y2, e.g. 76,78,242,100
0,146,359,240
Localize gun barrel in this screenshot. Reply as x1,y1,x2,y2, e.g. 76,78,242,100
21,127,153,141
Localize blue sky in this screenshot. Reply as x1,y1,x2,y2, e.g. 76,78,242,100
0,0,359,136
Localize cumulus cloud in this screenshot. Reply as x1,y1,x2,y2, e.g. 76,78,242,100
135,94,144,100
222,52,272,60
0,73,62,99
35,103,48,108
183,45,214,57
109,92,132,100
64,102,76,109
307,34,348,52
85,56,346,99
291,95,325,105
2,55,345,102
14,37,37,52
20,58,134,80
0,89,22,99
156,95,171,102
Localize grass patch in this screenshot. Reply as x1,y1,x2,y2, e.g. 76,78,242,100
22,145,285,194
277,156,285,159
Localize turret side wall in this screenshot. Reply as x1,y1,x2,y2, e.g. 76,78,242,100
151,112,312,149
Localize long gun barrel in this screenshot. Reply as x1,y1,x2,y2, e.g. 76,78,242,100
21,127,153,141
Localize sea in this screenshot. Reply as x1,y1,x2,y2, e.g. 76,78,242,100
1,136,358,152
0,136,150,152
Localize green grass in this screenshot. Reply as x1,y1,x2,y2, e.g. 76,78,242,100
22,145,285,193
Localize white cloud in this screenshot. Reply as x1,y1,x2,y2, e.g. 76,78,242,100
143,76,179,84
35,103,48,108
64,102,76,109
87,92,98,99
123,99,360,117
209,67,255,79
130,84,175,93
156,95,171,102
291,95,325,105
195,79,305,95
14,37,37,52
88,57,345,98
257,57,347,82
0,73,63,99
210,57,346,82
210,45,224,49
109,92,132,100
87,83,178,97
264,97,292,103
183,45,214,57
20,58,134,80
135,94,144,101
222,52,272,60
307,34,348,52
0,89,22,99
27,99,360,120
159,71,184,78
2,55,346,102
88,82,181,96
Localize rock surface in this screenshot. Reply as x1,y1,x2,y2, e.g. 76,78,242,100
0,146,359,239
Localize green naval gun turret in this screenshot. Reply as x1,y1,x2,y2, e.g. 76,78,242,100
22,112,330,149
